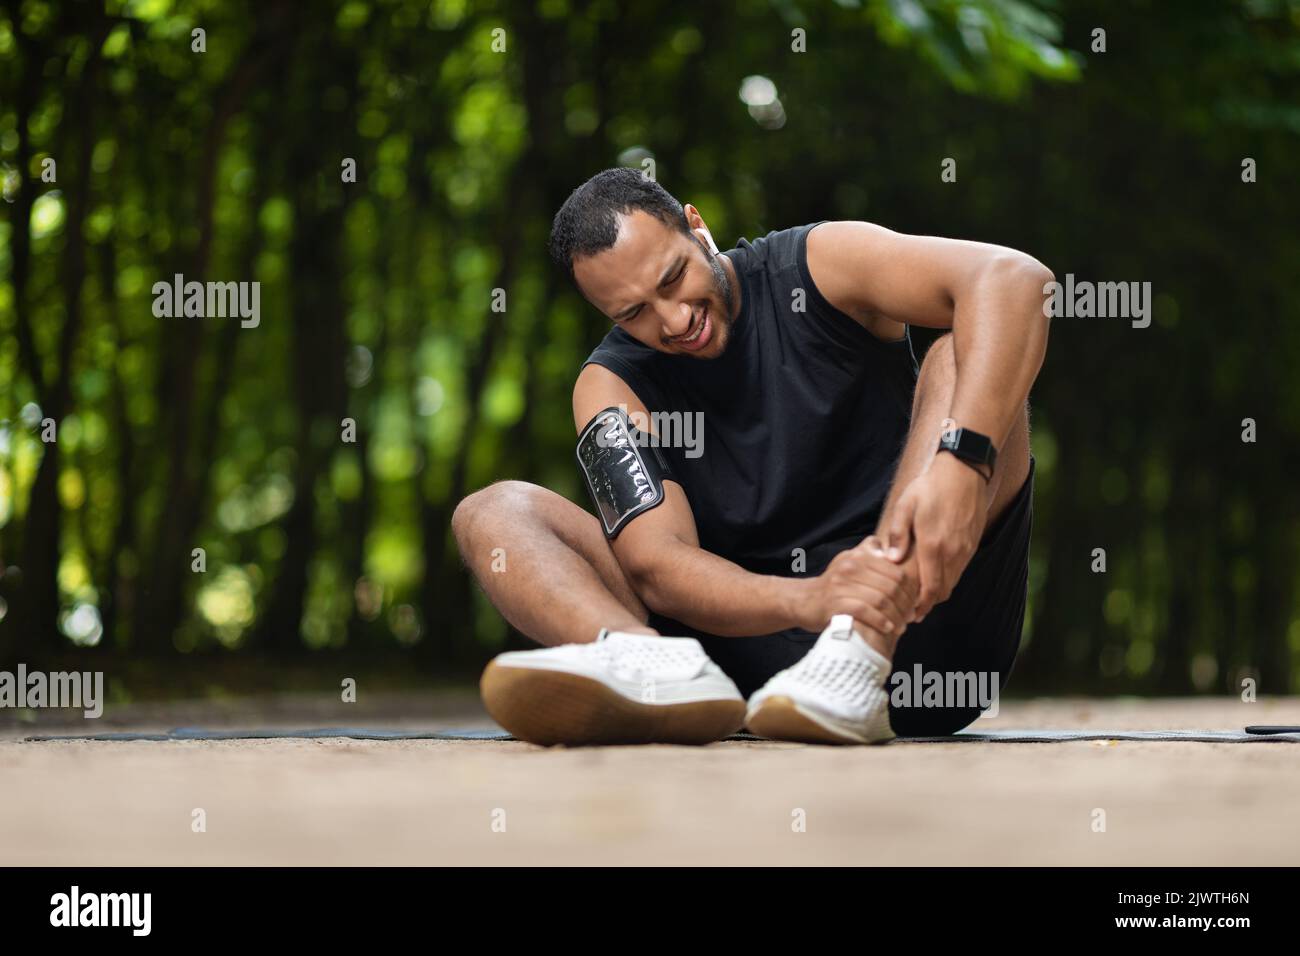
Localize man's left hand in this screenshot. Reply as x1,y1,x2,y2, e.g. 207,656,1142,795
881,451,991,620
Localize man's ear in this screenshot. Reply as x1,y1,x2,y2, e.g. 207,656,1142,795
683,204,719,255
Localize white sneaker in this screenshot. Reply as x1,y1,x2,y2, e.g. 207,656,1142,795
480,630,746,746
746,614,896,744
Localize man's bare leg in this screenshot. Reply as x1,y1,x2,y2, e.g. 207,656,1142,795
455,481,748,746
452,480,656,646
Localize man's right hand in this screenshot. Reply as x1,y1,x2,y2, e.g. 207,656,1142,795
795,536,919,642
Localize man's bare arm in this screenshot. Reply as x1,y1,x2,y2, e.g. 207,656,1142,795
807,220,1050,614
806,220,1052,450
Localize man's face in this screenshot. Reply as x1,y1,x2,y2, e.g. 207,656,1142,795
573,208,739,358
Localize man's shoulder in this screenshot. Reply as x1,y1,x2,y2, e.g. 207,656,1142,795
580,327,669,408
724,222,824,275
585,325,657,371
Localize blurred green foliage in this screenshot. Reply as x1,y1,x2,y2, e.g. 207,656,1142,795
1,0,1298,694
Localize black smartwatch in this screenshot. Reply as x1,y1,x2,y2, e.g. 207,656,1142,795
937,425,997,482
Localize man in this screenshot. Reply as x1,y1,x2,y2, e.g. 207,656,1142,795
452,167,1051,746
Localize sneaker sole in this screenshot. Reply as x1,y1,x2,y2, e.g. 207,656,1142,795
481,661,746,746
746,695,892,745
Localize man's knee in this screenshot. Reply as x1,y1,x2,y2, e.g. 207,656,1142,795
451,480,546,548
909,335,961,416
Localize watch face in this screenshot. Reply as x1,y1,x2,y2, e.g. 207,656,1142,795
938,426,994,465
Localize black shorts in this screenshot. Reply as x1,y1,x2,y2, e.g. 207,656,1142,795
648,457,1035,737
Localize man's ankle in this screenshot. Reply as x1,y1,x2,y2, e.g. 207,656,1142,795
858,626,896,661
602,624,660,638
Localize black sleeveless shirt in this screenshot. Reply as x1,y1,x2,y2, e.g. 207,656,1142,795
583,222,920,578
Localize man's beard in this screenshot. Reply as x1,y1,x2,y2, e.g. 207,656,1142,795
696,236,737,348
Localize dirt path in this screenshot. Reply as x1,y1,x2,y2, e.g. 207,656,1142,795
3,696,1298,865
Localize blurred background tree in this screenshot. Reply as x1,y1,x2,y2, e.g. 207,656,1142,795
1,0,1297,698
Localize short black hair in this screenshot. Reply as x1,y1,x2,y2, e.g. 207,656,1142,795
548,167,689,281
